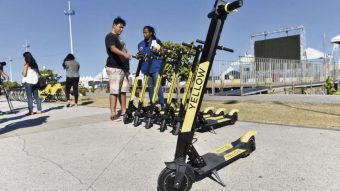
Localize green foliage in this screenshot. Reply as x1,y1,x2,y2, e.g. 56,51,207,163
324,76,336,95
0,81,20,88
78,83,89,96
162,41,195,82
40,69,62,84
88,81,96,93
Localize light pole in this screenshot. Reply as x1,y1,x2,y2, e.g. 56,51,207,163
8,57,13,82
23,40,30,52
64,0,75,54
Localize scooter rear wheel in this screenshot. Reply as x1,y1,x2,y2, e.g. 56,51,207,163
157,167,193,191
230,113,238,125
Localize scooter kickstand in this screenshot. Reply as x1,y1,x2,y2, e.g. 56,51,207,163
210,126,216,134
212,169,226,187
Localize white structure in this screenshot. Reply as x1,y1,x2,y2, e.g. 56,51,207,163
94,68,108,82
330,34,340,61
304,47,326,60
79,76,94,88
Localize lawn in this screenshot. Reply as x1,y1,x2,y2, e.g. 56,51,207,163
78,96,340,130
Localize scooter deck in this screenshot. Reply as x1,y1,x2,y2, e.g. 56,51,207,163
194,131,256,175
200,117,231,128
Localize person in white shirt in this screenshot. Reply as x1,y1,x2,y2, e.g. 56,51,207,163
22,52,42,115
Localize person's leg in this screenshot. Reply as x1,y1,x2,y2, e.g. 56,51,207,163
110,94,118,117
148,73,155,103
65,77,71,106
25,83,33,114
156,74,165,107
120,75,130,115
32,84,42,112
73,77,79,104
106,67,121,118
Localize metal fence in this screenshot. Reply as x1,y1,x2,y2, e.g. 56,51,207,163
214,57,340,87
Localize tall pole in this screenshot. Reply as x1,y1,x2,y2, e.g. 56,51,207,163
64,0,75,54
23,40,30,52
8,57,13,82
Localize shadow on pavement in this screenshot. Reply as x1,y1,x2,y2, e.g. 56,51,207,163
0,116,50,135
0,113,27,124
0,105,63,125
43,105,64,113
80,101,94,106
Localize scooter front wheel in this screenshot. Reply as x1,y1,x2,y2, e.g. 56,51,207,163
160,120,167,132
123,114,132,124
172,122,181,135
145,117,153,129
157,167,193,191
133,115,140,127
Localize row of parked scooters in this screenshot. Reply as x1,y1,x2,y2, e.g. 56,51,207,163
123,40,238,135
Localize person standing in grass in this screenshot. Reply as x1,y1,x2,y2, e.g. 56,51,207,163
63,53,80,107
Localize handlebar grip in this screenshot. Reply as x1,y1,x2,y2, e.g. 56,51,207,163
220,46,234,53
225,0,243,13
196,39,234,52
196,39,205,45
182,42,199,51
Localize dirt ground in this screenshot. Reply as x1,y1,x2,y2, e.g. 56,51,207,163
78,96,340,130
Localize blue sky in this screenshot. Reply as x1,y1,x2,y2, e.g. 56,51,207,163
1,0,339,82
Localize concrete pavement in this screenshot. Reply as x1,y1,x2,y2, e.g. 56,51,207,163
0,100,339,191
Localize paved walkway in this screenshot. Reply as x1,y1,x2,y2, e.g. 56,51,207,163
0,99,339,191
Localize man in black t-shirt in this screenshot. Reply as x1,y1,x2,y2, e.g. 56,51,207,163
105,17,132,121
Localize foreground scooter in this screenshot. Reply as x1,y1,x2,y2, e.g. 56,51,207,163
157,1,256,190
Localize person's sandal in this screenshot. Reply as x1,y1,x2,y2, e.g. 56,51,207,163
110,115,121,122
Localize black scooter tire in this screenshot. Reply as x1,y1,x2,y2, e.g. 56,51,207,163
145,117,153,129
160,120,167,132
157,167,193,191
172,122,181,135
123,114,131,124
134,115,140,127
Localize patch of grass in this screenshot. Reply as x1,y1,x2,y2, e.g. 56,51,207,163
79,96,340,130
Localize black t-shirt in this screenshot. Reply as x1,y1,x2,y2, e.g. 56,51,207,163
105,32,129,72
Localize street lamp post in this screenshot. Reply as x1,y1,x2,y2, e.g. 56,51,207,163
23,40,30,52
64,0,75,54
8,57,13,82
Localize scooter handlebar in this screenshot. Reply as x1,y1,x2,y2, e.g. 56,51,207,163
182,42,197,50
225,0,243,13
196,39,234,53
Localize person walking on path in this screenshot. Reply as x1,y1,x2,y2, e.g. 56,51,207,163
63,53,80,107
0,61,9,82
105,16,132,121
22,52,42,115
137,26,165,108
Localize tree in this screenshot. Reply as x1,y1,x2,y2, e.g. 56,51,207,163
40,69,62,84
162,41,195,83
0,81,20,88
324,76,336,95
